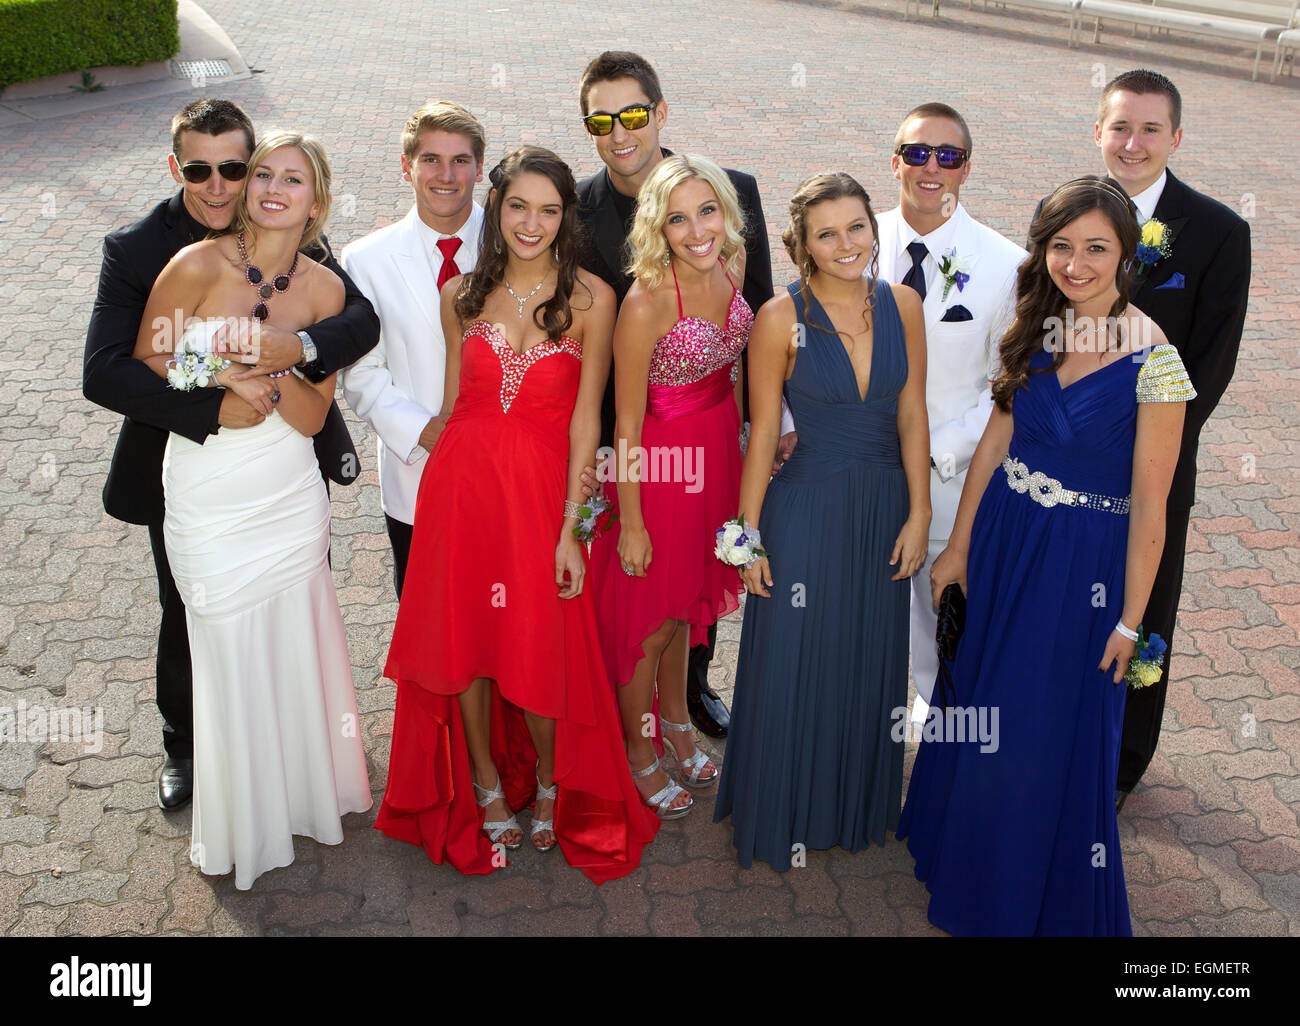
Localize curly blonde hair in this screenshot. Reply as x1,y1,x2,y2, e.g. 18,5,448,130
626,154,745,289
230,131,332,257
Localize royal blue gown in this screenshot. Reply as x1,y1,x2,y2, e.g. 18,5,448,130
897,343,1194,936
715,280,911,870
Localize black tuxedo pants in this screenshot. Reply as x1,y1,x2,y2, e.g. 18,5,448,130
146,521,193,760
687,624,717,696
385,514,414,599
1118,503,1192,792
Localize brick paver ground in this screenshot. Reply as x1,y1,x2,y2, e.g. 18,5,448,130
1,0,1297,937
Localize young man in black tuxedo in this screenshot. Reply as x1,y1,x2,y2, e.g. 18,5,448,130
575,51,775,738
82,99,379,810
1043,70,1250,809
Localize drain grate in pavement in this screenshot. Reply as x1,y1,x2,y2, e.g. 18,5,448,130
169,58,234,81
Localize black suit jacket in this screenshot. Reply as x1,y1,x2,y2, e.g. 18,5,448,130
1030,171,1250,508
577,154,775,443
83,191,381,525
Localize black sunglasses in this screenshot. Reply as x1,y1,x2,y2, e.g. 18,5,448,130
895,144,969,170
582,103,657,136
179,160,249,184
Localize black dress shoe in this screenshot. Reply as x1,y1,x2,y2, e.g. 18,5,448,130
158,757,194,810
1114,788,1129,813
687,685,730,738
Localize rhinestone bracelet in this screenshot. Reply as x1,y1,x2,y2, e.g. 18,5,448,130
563,500,581,519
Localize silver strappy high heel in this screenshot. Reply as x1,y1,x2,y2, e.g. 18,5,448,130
531,776,558,853
660,716,719,788
473,774,522,849
629,755,693,819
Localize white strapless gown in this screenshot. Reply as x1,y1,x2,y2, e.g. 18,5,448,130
163,320,371,890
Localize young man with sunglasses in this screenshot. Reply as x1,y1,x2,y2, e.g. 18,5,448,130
875,102,1027,731
1080,70,1249,812
575,51,775,739
82,98,379,811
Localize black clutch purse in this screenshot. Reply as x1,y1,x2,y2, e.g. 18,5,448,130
933,583,966,711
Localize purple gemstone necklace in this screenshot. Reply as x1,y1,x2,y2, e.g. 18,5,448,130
238,232,298,321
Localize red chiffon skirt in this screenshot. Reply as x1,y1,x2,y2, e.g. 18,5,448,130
374,387,659,884
592,368,744,687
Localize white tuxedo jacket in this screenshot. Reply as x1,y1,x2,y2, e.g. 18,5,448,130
339,204,483,524
875,203,1026,540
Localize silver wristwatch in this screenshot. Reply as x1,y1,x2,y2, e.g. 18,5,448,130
296,329,318,366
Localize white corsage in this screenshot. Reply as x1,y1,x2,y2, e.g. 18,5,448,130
937,248,972,302
714,515,768,569
166,336,230,391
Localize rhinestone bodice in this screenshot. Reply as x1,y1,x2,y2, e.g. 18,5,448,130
646,290,752,387
462,320,582,414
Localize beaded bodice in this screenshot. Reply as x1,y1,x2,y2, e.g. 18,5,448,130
646,289,752,387
463,320,583,414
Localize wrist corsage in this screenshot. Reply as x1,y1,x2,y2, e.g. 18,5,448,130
1124,626,1168,689
566,496,617,543
714,515,768,570
166,336,230,391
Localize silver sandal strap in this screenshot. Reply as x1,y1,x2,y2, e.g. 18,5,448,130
482,814,521,842
659,716,691,733
473,777,507,808
647,780,686,811
535,780,558,801
629,756,661,780
679,747,713,784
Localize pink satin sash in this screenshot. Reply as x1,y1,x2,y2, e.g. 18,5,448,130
646,364,734,421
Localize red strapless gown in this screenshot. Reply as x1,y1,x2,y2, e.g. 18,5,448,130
375,321,659,883
591,284,752,687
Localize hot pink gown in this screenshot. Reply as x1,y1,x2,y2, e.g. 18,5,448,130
591,270,751,685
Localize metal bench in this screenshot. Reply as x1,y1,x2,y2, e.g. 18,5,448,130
1072,0,1298,80
1274,26,1300,77
908,0,1081,25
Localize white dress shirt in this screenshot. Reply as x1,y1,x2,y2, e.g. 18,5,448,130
891,207,962,294
1130,170,1167,225
339,203,484,523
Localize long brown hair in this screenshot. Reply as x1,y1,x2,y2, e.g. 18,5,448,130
991,175,1138,411
454,146,587,340
781,172,880,336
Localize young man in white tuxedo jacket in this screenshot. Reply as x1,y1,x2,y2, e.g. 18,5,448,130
873,103,1027,727
340,101,486,597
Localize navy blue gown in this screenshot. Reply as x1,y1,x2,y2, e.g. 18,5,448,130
715,280,911,871
897,343,1194,936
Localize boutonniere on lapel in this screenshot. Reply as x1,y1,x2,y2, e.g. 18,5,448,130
1134,218,1174,277
937,248,972,301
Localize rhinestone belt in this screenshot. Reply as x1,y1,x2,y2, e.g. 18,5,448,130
1002,456,1130,515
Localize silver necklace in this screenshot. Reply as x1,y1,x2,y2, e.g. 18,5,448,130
504,273,549,318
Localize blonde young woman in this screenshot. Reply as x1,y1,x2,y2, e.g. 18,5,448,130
133,132,370,889
590,154,750,818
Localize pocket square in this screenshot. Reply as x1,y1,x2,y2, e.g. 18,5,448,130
1155,272,1185,291
940,305,973,322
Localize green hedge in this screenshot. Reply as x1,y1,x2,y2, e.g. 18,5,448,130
0,0,179,90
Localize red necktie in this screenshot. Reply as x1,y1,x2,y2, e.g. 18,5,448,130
436,237,462,292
